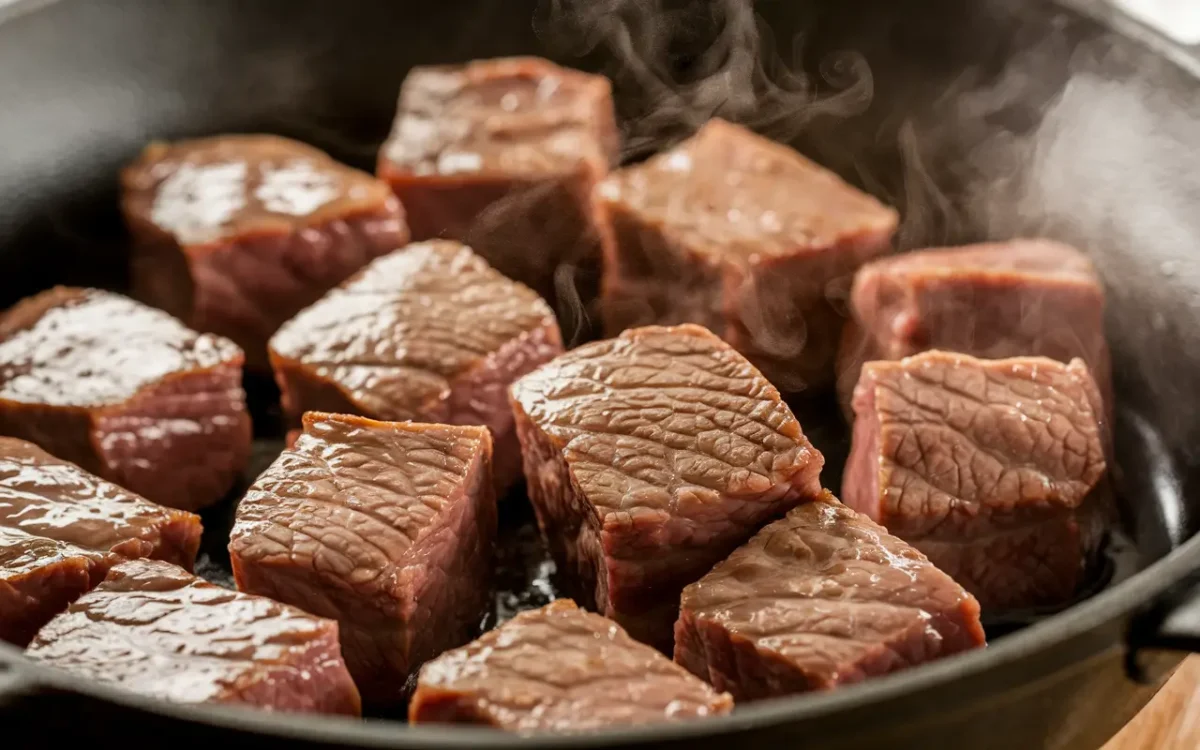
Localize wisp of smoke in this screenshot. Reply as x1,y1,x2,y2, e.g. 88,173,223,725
534,0,874,161
532,0,884,380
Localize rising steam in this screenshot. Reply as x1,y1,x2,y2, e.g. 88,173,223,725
533,0,874,160
532,0,887,382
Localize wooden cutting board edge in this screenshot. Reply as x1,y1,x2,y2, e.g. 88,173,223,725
1103,656,1200,749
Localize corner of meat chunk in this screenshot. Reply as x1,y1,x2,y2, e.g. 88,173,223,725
269,240,563,492
510,323,824,650
121,134,409,369
228,411,497,707
0,527,99,646
377,57,618,319
25,559,361,716
411,599,732,732
842,350,1109,611
595,118,898,391
0,287,251,511
839,239,1111,416
0,436,202,644
675,491,985,701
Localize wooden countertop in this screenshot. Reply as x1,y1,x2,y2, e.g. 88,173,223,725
1103,656,1200,749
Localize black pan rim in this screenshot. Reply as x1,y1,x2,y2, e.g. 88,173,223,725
1,532,1196,747
1,0,1198,744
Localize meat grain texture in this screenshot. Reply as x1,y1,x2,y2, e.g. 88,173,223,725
0,287,251,511
596,119,898,391
25,559,361,715
229,412,497,706
510,323,824,650
843,351,1109,610
270,240,562,491
675,492,986,700
378,56,618,320
0,437,202,644
411,599,732,732
121,134,409,369
839,239,1111,416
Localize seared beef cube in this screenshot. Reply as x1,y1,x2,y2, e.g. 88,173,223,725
26,559,361,715
842,351,1109,610
0,288,251,510
0,435,201,640
839,239,1110,415
270,240,562,491
676,492,985,700
0,437,202,569
122,134,409,369
0,527,99,646
411,599,732,731
595,119,898,391
510,324,824,650
229,411,496,706
377,57,617,315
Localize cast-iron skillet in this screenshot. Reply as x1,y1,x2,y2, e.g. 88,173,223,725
2,0,1200,747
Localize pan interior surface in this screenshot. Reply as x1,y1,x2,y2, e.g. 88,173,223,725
0,0,1199,745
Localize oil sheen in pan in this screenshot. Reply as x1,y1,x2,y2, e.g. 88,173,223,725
193,377,1147,691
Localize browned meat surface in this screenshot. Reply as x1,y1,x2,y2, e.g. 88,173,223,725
25,559,361,715
377,57,617,318
0,437,202,569
0,526,98,646
411,599,732,732
121,134,409,369
270,240,562,491
842,351,1109,610
510,324,824,650
675,492,985,701
229,412,497,706
0,436,200,643
0,287,251,511
596,119,898,391
839,239,1110,416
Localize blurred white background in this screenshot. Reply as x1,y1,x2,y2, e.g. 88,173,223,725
1114,0,1200,44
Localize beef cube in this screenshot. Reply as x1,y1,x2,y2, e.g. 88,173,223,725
0,527,99,646
675,492,985,700
25,559,361,715
0,288,251,510
377,57,618,316
0,435,201,639
270,240,562,491
411,599,732,732
595,119,898,391
228,411,497,706
0,437,202,570
121,134,409,369
839,239,1110,415
510,324,824,650
842,350,1109,610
